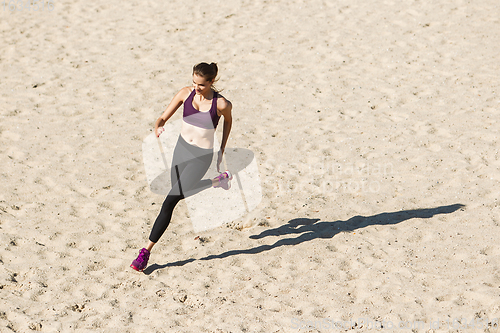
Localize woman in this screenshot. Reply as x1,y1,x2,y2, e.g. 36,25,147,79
131,62,233,272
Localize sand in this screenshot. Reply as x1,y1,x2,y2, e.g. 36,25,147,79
1,0,500,331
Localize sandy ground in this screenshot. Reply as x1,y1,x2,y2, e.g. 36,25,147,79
1,0,500,331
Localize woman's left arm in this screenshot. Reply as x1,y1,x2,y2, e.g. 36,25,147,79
217,98,232,172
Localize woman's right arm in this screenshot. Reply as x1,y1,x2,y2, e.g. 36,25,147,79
154,87,191,137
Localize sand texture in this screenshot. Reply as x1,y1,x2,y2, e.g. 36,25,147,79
1,0,500,331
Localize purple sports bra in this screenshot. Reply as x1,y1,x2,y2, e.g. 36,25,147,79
183,89,221,130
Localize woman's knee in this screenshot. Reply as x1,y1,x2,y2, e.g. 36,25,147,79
162,193,183,210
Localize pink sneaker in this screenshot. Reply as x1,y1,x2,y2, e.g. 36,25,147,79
130,248,150,272
213,170,233,190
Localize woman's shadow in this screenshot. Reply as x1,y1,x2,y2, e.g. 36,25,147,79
144,203,465,274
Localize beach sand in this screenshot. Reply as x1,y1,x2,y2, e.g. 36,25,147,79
1,0,500,331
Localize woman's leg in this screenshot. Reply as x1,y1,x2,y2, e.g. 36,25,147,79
148,189,184,244
131,137,214,271
145,241,155,252
148,152,213,244
169,141,214,198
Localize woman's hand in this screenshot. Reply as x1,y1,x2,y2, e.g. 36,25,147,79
217,149,224,172
154,117,167,137
155,125,165,137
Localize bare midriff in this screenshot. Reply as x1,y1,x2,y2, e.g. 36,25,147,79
180,120,216,149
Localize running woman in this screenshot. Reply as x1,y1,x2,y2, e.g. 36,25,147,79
131,62,233,272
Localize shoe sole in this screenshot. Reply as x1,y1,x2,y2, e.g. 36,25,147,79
130,264,144,272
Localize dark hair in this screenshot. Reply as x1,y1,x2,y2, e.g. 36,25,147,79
193,62,218,83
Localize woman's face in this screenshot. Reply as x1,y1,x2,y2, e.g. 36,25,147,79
192,74,213,95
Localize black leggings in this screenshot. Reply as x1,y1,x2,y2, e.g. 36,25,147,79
149,135,213,243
